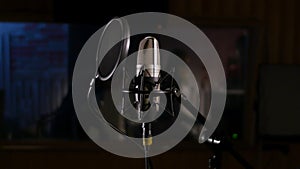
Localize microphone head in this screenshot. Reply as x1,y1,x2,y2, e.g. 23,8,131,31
136,36,161,78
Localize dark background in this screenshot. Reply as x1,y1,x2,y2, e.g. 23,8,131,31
0,0,300,169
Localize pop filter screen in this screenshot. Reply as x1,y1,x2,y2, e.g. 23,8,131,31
97,18,130,81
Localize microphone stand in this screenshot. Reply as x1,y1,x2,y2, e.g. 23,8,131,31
142,123,153,169
122,66,154,169
139,69,154,169
172,88,253,169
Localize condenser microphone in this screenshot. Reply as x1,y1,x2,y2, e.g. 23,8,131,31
134,36,161,120
136,36,161,80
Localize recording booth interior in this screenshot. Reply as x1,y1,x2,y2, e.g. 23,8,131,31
0,0,300,169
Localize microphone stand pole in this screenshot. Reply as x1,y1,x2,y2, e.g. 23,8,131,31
136,68,153,169
142,123,153,169
172,88,253,169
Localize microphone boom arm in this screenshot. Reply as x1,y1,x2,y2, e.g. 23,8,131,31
171,88,253,169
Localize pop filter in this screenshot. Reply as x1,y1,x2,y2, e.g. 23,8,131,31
96,18,130,81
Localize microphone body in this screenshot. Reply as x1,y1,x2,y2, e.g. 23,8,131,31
134,36,161,119
136,36,161,80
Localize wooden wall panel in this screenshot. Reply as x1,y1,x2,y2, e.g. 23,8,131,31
280,0,295,64
236,0,252,17
266,0,281,64
0,0,53,21
218,0,236,16
169,0,300,64
187,0,202,17
294,0,300,63
169,0,188,19
203,0,219,17
252,0,265,20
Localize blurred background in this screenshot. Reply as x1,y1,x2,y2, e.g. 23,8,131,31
0,0,299,169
